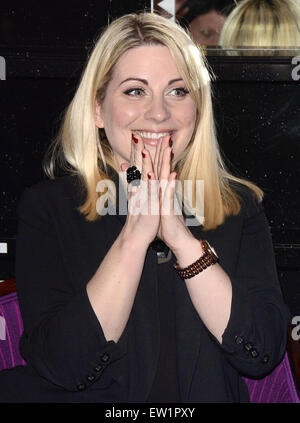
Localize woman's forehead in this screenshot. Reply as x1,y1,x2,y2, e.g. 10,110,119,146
110,45,182,81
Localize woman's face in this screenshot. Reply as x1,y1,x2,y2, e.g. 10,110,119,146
95,45,197,169
189,10,227,46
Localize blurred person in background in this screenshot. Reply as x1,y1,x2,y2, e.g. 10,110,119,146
177,0,236,46
220,0,300,53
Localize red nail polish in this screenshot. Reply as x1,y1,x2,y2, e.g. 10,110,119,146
147,173,151,180
169,138,173,147
142,152,146,158
132,134,138,144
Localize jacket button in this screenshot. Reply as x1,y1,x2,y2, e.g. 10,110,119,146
250,348,259,358
87,374,95,382
244,342,253,352
235,336,244,345
76,383,86,391
94,364,103,372
261,354,270,364
101,353,110,363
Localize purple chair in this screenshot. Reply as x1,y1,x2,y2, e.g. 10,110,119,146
0,291,26,371
243,353,300,403
0,291,299,402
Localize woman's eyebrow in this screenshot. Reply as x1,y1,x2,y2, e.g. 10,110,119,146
168,78,184,85
119,77,184,86
119,78,148,86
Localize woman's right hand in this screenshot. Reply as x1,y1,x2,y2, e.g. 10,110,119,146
120,134,160,248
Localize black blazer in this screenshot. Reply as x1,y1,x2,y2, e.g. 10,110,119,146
0,172,290,403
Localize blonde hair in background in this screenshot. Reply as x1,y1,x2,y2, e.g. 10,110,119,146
43,12,262,230
220,0,300,53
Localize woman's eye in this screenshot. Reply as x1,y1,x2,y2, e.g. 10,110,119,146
200,30,215,39
123,88,145,97
169,87,189,97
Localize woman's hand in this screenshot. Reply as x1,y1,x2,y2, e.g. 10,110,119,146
120,134,195,252
152,136,196,253
120,134,160,248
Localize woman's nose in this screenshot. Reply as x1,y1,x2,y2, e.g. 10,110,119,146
144,96,171,122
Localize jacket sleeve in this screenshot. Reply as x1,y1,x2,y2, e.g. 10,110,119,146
219,190,291,378
15,185,127,391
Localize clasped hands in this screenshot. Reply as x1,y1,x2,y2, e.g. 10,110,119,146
120,134,195,253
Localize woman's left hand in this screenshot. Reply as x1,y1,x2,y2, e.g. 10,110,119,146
149,136,196,252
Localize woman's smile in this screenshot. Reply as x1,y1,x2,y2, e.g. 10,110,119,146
132,130,175,146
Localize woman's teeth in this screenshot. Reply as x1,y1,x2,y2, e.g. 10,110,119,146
135,131,171,140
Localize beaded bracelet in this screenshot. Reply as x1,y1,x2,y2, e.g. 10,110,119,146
173,240,219,279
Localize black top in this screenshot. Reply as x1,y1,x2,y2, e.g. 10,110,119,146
0,174,290,402
147,255,180,403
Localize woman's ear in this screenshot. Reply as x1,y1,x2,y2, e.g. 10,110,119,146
95,101,104,128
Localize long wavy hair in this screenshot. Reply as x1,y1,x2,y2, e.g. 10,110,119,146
220,0,300,51
43,12,262,230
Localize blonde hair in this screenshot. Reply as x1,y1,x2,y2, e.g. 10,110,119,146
220,0,300,52
43,12,262,230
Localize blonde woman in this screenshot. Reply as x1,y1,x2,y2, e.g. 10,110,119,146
0,12,289,402
220,0,300,53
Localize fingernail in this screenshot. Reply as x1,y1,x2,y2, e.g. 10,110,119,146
132,134,138,144
169,137,173,147
147,173,151,180
142,152,146,158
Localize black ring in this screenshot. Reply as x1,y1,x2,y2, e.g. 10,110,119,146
126,166,141,186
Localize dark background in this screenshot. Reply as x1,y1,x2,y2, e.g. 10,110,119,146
0,1,299,317
0,1,150,47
